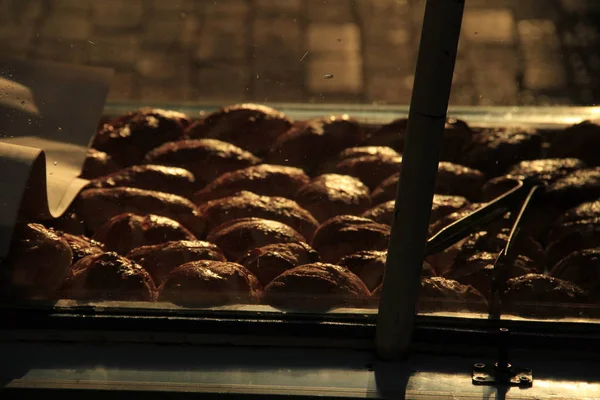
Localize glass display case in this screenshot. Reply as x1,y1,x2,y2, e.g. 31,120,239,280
1,0,600,398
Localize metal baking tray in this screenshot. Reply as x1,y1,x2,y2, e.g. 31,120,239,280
4,103,599,339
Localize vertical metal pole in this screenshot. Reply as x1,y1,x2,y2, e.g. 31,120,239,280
376,0,466,360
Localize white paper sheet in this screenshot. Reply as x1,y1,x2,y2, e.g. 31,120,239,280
0,58,113,259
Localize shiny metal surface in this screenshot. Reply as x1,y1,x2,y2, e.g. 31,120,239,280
0,341,598,399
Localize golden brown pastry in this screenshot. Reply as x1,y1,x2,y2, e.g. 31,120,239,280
2,223,72,298
74,187,202,236
158,260,263,305
93,108,189,166
546,228,600,269
338,146,400,161
548,120,600,166
238,242,320,286
87,165,197,197
461,127,543,177
338,250,435,291
91,213,196,255
80,148,121,179
451,229,546,271
295,174,371,223
127,240,226,285
371,276,488,313
311,215,391,264
365,118,474,163
550,249,600,295
362,194,470,226
184,104,292,155
196,191,318,240
53,231,104,264
481,158,586,201
59,252,157,301
548,200,600,243
193,164,310,204
143,139,261,187
443,252,538,299
371,162,484,204
264,263,370,310
327,154,402,190
206,218,306,261
545,168,600,213
502,273,588,317
267,116,365,173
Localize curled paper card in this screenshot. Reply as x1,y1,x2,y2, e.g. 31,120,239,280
0,58,113,258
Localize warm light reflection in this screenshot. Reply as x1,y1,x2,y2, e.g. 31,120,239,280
0,76,40,117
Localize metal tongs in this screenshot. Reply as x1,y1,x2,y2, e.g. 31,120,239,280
425,178,543,256
424,178,545,315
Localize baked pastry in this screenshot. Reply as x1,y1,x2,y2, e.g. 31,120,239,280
461,127,543,177
338,250,435,291
361,195,470,226
74,187,202,236
267,116,365,173
548,120,600,166
372,276,488,313
143,139,261,188
53,231,104,264
361,200,396,225
80,148,121,179
184,104,292,155
365,118,474,163
430,227,546,276
158,260,262,305
295,174,371,223
264,263,370,310
545,168,600,212
481,158,587,201
2,223,72,298
311,215,391,264
443,252,538,298
93,108,189,166
502,273,588,317
371,162,484,205
327,154,402,190
338,146,401,160
419,277,488,312
238,242,320,286
363,118,408,151
127,240,225,285
548,200,600,242
193,164,310,204
206,218,306,261
87,165,197,198
196,191,318,240
546,227,600,269
550,249,600,295
452,229,546,270
59,252,157,301
92,213,196,255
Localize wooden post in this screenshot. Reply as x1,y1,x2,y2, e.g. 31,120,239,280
376,0,466,360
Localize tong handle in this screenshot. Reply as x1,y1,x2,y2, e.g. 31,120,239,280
425,180,532,256
489,184,543,317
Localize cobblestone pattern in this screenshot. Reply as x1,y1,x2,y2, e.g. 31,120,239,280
0,0,599,106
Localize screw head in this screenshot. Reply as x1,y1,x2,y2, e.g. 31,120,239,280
474,363,486,369
519,376,530,383
474,376,486,382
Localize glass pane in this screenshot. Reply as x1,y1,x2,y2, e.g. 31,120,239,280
1,0,599,325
